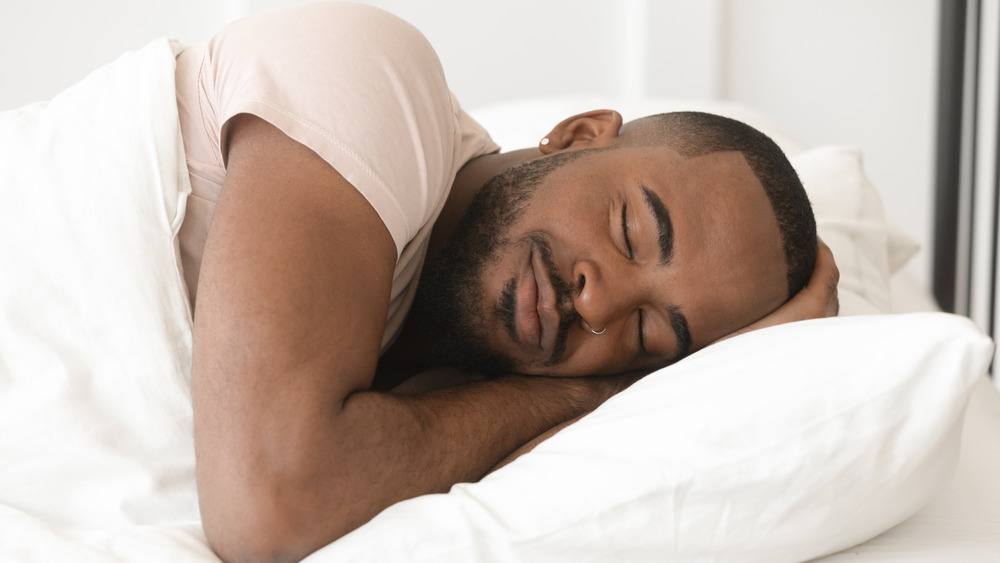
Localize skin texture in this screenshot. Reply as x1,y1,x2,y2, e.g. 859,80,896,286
460,146,788,376
192,111,838,563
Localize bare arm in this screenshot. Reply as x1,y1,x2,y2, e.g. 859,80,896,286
192,115,630,563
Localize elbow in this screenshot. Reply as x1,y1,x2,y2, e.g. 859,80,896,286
194,416,375,561
202,509,306,563
200,487,340,563
194,439,361,562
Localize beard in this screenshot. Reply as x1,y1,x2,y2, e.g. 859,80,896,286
413,151,587,376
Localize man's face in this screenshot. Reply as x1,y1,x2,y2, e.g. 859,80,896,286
416,145,789,376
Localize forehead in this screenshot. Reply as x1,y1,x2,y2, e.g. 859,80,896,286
545,144,770,220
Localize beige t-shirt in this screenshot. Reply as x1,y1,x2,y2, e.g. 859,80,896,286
174,2,498,351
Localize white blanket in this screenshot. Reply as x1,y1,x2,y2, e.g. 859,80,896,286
0,37,203,556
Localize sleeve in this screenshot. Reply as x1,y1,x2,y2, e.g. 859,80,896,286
201,2,494,256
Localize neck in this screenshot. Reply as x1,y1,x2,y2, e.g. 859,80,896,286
426,147,541,261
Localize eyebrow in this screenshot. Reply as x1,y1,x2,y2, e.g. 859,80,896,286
641,185,674,265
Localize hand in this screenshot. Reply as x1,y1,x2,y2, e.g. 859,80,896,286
717,238,839,342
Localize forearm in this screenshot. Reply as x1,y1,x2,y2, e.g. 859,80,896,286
339,376,609,519
199,372,630,563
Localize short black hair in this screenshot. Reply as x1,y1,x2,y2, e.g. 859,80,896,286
624,111,816,297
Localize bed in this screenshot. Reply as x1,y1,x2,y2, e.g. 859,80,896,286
1,8,999,563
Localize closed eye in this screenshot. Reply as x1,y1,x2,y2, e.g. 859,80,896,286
621,202,634,259
624,203,645,355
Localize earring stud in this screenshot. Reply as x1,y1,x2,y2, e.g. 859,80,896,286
539,137,550,146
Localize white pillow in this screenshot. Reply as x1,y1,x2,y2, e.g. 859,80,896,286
470,97,922,315
315,313,992,562
791,146,901,315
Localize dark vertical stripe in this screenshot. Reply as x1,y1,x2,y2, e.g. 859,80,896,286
933,0,968,312
964,0,981,317
990,3,1000,378
990,2,1000,340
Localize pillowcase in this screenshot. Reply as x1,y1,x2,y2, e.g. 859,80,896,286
791,146,898,315
316,312,992,562
470,97,922,316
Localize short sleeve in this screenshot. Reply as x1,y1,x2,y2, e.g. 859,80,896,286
199,2,495,255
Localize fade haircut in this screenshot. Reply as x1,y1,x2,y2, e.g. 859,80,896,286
622,111,816,297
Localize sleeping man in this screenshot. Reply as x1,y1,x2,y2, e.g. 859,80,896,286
177,3,838,562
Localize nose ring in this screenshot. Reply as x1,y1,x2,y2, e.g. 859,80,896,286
589,325,607,336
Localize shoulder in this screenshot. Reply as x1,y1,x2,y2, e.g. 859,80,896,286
201,3,470,255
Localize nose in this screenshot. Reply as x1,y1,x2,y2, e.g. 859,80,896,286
571,259,636,334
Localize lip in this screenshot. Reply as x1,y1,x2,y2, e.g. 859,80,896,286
514,249,541,348
531,243,559,356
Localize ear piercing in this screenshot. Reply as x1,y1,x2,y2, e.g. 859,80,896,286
539,137,550,146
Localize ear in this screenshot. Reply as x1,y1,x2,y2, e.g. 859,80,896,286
538,109,623,154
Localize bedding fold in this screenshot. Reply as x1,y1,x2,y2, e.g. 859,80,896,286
0,37,197,537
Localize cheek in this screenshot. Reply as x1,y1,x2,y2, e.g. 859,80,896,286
665,251,782,349
520,187,606,239
683,266,787,347
688,218,787,339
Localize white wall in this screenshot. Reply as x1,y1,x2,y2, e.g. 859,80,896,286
722,0,939,284
1,0,939,285
0,0,239,111
327,0,725,108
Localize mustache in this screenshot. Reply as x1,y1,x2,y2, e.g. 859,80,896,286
497,235,579,365
539,237,581,365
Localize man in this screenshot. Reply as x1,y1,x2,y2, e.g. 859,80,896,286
177,3,837,562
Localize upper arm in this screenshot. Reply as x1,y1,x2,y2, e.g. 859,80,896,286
203,2,459,257
191,114,397,558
